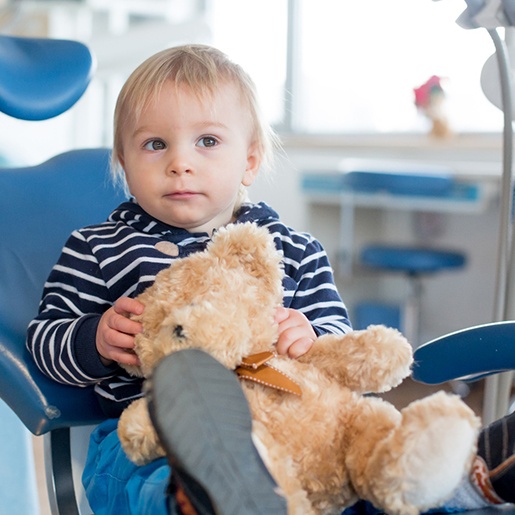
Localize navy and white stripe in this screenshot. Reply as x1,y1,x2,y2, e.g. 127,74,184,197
27,200,351,414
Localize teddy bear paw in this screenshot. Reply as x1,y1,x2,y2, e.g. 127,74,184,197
118,399,166,466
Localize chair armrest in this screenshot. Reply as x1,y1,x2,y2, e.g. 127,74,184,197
0,325,106,435
412,320,515,384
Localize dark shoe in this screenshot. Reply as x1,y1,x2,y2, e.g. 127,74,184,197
146,349,287,515
477,411,515,503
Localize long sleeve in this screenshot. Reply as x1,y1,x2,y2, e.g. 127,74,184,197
26,229,118,386
262,218,352,336
286,238,351,335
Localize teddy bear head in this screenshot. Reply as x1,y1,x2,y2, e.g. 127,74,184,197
124,223,285,378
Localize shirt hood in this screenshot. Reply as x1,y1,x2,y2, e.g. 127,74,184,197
108,199,280,243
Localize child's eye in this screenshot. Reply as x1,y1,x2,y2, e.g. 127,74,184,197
144,140,166,151
197,136,218,148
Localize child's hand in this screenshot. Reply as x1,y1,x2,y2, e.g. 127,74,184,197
97,297,144,367
274,307,316,359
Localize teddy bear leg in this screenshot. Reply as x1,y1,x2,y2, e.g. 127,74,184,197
118,397,166,465
346,391,480,515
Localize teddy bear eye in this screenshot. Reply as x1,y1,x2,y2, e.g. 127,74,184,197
173,325,185,339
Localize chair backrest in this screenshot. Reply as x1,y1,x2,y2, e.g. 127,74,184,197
0,148,126,434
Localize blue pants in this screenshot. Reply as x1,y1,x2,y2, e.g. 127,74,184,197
83,419,462,515
83,419,170,515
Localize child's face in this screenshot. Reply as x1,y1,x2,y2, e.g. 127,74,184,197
119,81,260,234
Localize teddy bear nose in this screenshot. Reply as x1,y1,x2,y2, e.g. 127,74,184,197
173,325,185,339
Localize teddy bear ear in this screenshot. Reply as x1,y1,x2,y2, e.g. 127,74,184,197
209,223,284,283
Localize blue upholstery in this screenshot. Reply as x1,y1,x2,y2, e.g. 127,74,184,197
413,321,515,384
0,148,126,435
361,245,466,275
0,35,94,120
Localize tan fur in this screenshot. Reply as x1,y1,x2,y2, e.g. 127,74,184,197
117,222,481,515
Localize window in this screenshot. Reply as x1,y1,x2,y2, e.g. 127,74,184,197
208,0,288,128
209,0,504,134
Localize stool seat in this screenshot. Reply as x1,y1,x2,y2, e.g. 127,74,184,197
361,245,466,275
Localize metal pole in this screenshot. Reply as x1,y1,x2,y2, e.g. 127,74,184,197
483,28,514,424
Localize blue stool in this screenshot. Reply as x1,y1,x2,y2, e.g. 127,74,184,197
359,245,466,346
343,168,467,346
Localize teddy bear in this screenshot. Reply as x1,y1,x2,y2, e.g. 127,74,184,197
117,222,481,515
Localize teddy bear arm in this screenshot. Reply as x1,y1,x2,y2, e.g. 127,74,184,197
298,325,413,393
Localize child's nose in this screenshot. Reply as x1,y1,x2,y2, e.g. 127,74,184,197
167,150,193,175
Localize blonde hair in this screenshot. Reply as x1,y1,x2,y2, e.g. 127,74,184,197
112,44,281,195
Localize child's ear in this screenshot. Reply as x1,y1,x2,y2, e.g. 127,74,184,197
118,152,125,170
242,144,261,186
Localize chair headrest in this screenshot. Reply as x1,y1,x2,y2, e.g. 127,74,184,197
0,35,95,120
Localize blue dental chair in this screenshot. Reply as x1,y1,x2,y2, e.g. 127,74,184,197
0,34,124,514
0,33,514,515
0,147,123,514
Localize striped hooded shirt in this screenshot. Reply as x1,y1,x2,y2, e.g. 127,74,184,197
27,200,351,416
